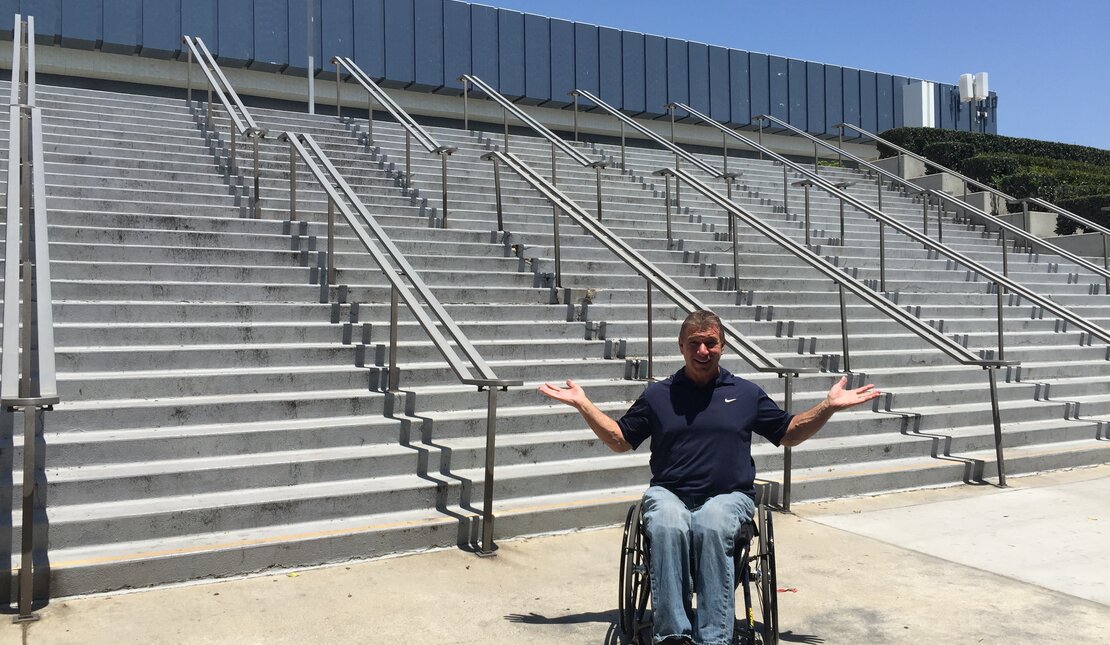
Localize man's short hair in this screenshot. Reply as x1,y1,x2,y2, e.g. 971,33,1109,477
679,310,726,346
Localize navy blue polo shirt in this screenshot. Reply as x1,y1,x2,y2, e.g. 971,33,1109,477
617,367,791,501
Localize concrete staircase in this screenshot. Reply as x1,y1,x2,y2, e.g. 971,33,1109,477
6,80,1109,598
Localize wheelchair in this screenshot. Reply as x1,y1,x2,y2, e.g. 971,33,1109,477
618,487,779,645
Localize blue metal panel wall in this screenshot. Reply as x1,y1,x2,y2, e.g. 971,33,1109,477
59,0,97,49
216,0,252,66
522,13,549,104
413,0,444,91
891,75,907,128
729,49,749,127
787,58,806,128
23,0,60,43
687,41,709,116
598,26,621,105
141,0,180,59
749,52,769,123
440,0,469,92
497,8,524,97
621,30,645,114
574,22,598,97
103,0,141,55
287,0,321,77
248,0,286,70
0,1,18,39
823,64,842,133
876,72,893,132
643,34,667,117
382,0,413,87
859,70,877,133
842,68,860,130
958,97,973,131
986,92,998,134
181,0,216,46
470,3,497,88
768,55,788,122
708,45,729,123
548,18,574,106
806,61,824,134
665,38,688,107
323,0,357,78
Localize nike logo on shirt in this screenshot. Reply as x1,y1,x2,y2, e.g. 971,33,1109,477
725,398,737,403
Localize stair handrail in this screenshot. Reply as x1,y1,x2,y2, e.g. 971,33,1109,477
569,88,723,178
482,150,810,377
666,166,1016,492
836,123,1110,240
332,56,459,225
2,14,58,622
756,114,1110,293
670,102,1110,358
182,35,265,217
485,149,816,509
459,75,611,219
278,131,520,557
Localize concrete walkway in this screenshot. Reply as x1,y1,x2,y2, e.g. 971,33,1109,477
4,465,1108,644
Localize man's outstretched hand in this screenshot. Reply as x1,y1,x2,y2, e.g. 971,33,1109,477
538,379,588,409
825,376,881,411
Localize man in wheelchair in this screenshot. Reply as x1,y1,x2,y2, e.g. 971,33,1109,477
539,310,879,645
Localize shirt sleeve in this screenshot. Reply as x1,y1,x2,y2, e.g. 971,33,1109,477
750,387,792,447
617,393,654,450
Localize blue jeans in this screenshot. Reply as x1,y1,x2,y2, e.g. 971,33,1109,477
642,485,755,645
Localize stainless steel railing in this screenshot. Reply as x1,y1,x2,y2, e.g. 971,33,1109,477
332,56,458,225
277,131,521,555
182,35,266,218
483,149,815,507
569,89,730,214
459,75,610,219
2,14,58,622
756,114,1110,294
666,166,1016,488
670,102,1110,361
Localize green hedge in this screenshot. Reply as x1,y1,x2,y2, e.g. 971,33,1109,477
878,127,1110,166
1054,194,1110,235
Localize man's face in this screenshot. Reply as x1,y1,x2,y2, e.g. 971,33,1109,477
679,325,724,386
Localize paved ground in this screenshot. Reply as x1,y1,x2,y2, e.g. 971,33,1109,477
3,465,1108,644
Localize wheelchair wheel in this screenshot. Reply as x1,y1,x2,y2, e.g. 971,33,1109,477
619,501,651,644
755,505,778,645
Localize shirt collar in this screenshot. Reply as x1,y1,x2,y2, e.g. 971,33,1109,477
673,366,733,388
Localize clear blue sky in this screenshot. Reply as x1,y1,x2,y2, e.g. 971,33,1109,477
483,0,1109,150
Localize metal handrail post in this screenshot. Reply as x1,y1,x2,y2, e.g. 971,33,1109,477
335,60,342,121
439,149,450,226
726,176,739,287
876,173,883,211
206,79,213,132
252,135,261,218
757,118,764,159
996,282,1006,361
186,45,193,104
674,157,681,210
1000,229,1009,277
781,373,793,510
288,141,297,221
987,367,1007,486
403,132,413,189
722,133,728,175
327,197,336,284
663,173,673,242
1104,233,1109,295
17,406,38,621
492,159,505,231
367,94,374,144
922,194,930,237
229,123,237,174
388,286,400,391
550,141,557,185
462,78,469,130
552,203,563,289
479,386,500,555
839,284,851,373
573,93,579,142
803,183,811,246
503,109,510,152
646,281,654,380
937,200,944,243
879,222,887,292
782,165,789,214
594,164,603,220
619,120,626,172
813,140,819,174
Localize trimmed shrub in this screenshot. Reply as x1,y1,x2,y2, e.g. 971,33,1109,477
878,127,1110,166
1054,194,1110,235
921,141,977,173
957,154,1021,185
